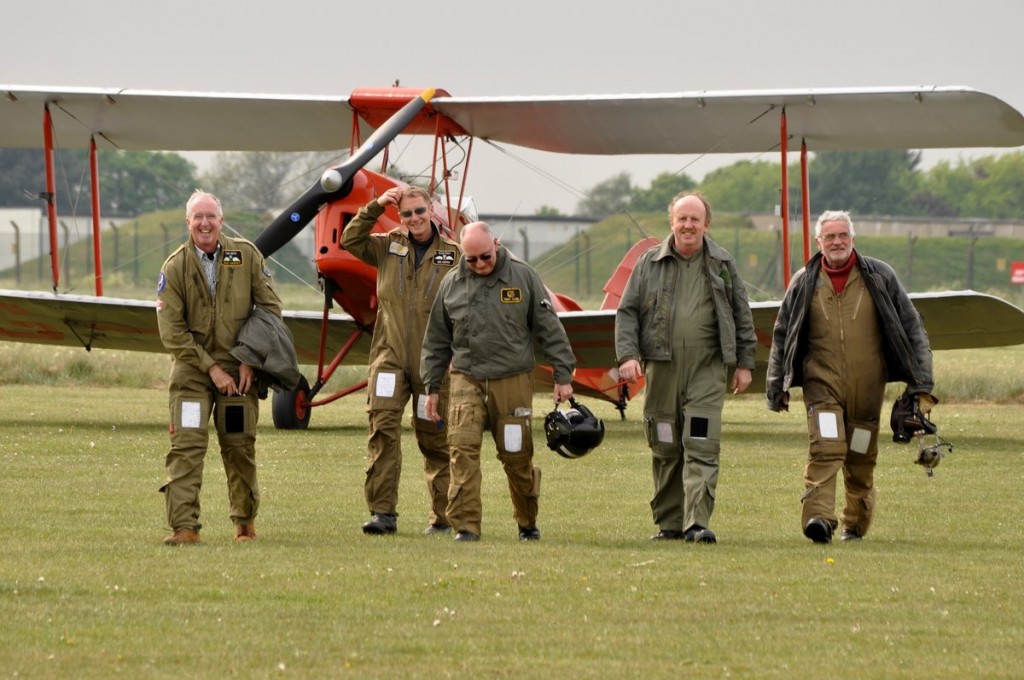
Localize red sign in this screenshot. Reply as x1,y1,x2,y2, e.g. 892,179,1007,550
1012,261,1024,285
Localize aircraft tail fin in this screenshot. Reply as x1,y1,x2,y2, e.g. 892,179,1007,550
599,237,660,310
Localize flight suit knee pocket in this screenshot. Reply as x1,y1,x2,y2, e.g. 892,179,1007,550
448,400,484,449
172,392,211,432
846,418,878,455
644,414,677,456
496,416,530,456
808,408,847,455
367,368,407,411
216,395,256,439
682,410,722,453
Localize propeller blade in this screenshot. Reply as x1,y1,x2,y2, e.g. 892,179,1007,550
253,87,437,257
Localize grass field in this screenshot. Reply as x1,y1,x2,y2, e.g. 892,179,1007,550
1,372,1022,677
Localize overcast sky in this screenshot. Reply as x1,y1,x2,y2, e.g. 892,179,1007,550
5,0,1024,214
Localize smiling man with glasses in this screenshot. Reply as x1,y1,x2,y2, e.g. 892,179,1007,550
421,221,575,543
342,186,462,537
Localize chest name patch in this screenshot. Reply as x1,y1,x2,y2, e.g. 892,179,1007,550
389,242,409,257
433,251,456,266
500,288,523,304
223,250,243,266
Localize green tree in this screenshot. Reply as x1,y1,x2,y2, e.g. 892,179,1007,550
202,151,340,214
920,152,1024,218
699,160,791,214
0,148,88,212
576,172,632,218
535,204,562,216
809,150,922,216
0,148,196,215
630,171,696,213
100,151,197,215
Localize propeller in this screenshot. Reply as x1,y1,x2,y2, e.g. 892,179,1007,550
253,87,437,257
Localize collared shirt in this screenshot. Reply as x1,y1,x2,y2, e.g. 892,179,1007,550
195,244,220,300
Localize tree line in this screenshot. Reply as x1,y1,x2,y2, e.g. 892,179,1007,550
568,150,1024,220
4,148,1024,221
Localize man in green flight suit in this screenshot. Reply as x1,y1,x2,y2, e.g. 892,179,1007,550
616,191,757,544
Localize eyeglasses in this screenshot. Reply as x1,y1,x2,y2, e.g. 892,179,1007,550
465,252,493,264
399,206,429,219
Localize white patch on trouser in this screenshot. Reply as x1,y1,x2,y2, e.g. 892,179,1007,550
849,427,872,454
180,400,202,428
416,394,428,420
817,411,840,439
375,371,396,398
503,423,523,452
656,421,674,444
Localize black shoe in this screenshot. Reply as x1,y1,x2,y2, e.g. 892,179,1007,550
362,513,397,535
518,526,541,541
840,527,863,541
684,526,717,544
453,530,479,542
804,518,833,544
650,529,686,541
423,523,452,536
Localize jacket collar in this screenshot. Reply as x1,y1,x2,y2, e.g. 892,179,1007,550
652,234,729,263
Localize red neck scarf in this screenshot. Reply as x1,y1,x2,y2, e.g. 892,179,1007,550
822,250,857,295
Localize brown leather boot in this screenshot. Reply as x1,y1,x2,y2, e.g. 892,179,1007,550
234,523,257,542
163,528,201,546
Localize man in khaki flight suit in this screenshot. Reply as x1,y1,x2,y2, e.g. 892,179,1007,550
342,186,462,536
422,222,575,543
616,191,757,544
767,210,935,543
156,190,283,545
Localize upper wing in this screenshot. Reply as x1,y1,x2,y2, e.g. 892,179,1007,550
4,84,1023,155
0,289,369,363
0,85,367,151
433,86,1024,154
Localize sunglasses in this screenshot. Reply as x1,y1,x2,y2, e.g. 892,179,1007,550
399,206,429,219
465,252,493,264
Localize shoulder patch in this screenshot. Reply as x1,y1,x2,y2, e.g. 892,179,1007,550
433,251,456,266
500,288,523,304
223,250,242,266
156,272,166,294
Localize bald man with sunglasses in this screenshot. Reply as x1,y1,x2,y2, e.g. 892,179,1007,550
342,186,462,536
421,222,575,543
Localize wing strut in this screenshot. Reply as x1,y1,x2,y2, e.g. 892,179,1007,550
779,109,792,287
43,105,59,292
89,137,105,296
800,140,811,264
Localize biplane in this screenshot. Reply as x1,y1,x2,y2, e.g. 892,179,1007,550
1,84,1024,428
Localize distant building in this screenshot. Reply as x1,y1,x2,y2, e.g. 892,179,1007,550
0,208,134,278
478,214,599,261
746,213,1024,239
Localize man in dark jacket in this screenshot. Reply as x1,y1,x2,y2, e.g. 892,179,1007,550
766,210,935,544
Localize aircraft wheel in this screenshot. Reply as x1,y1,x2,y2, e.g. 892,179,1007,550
272,375,311,430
